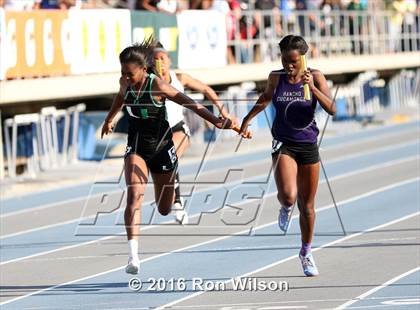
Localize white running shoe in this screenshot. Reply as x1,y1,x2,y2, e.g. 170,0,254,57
278,206,292,232
125,257,140,275
173,198,188,225
299,252,319,277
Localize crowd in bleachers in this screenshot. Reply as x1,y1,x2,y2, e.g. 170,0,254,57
0,0,418,62
0,0,418,14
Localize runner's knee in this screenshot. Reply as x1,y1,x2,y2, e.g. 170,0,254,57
127,190,143,207
277,191,296,207
298,201,315,218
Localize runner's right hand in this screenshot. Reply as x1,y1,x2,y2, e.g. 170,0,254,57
238,118,252,139
101,121,114,139
215,117,233,129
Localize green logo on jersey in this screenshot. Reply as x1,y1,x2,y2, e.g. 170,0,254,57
140,108,148,119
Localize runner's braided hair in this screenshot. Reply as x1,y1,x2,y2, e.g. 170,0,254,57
119,36,160,76
279,35,309,55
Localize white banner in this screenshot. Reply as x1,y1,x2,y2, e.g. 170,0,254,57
69,9,132,75
177,10,227,70
0,8,6,80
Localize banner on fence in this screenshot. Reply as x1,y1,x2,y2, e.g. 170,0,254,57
69,9,131,75
4,10,71,79
177,10,227,69
131,11,178,68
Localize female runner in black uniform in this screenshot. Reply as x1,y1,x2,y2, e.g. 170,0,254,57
101,38,245,274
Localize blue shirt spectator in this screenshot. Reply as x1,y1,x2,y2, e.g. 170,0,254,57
38,0,61,8
34,0,76,9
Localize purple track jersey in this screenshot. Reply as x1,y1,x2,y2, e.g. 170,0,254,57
271,70,319,143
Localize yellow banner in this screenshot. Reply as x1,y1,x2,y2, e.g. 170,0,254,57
5,10,71,79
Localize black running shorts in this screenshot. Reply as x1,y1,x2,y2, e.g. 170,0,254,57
271,139,319,165
125,133,178,173
171,121,191,138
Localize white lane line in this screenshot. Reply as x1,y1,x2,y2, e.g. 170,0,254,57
0,214,280,306
148,296,420,309
1,138,418,254
8,295,420,310
1,148,418,241
19,236,419,263
345,302,420,309
336,266,420,309
0,234,120,266
322,139,418,164
0,158,418,267
317,155,419,185
322,125,419,151
0,188,124,217
155,211,420,310
258,307,307,309
2,124,417,217
228,156,420,211
1,177,418,307
0,157,268,218
0,163,269,239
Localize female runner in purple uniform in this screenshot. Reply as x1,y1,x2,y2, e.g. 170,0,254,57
240,35,335,276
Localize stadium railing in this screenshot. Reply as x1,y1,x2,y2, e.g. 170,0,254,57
229,9,419,63
2,103,85,179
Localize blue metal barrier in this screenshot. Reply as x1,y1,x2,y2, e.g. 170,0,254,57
2,103,85,179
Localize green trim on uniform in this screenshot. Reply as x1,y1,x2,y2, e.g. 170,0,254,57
124,90,130,101
127,75,149,104
149,74,164,108
140,108,149,119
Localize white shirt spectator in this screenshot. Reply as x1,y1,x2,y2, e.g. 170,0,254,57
209,0,230,14
156,0,177,13
4,0,35,10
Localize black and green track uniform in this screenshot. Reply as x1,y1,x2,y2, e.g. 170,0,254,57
124,73,177,173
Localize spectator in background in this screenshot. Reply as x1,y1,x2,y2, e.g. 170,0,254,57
136,0,158,10
239,15,257,60
3,0,36,10
239,5,258,63
58,0,76,8
34,0,63,9
347,0,366,54
77,0,111,8
156,0,179,13
72,0,95,7
136,0,178,14
296,0,322,57
200,0,227,10
33,0,77,9
399,0,417,51
136,0,180,13
386,0,416,52
320,0,343,37
113,0,137,9
189,0,203,9
226,0,241,63
279,0,297,33
255,0,281,35
254,0,282,61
